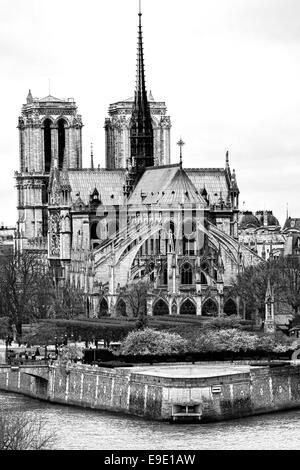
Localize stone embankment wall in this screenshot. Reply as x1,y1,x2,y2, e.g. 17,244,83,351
1,363,300,422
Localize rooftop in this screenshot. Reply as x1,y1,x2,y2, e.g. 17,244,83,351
68,169,126,206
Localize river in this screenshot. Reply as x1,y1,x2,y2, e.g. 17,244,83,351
0,390,300,450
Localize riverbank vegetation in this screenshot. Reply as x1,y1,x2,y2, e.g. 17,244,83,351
232,257,300,320
118,327,295,356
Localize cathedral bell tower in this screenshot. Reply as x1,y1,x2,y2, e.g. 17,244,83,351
15,91,83,251
124,5,154,196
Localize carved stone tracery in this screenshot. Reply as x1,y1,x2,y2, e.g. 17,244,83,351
49,211,61,256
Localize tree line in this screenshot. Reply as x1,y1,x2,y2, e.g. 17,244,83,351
232,256,300,322
0,250,85,340
1,250,300,343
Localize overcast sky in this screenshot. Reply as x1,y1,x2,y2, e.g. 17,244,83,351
1,0,300,226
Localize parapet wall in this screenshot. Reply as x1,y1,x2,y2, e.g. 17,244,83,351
1,363,300,422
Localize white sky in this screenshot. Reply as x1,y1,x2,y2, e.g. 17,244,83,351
1,0,300,226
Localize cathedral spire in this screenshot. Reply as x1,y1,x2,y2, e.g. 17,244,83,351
135,2,147,109
90,143,94,170
129,1,154,176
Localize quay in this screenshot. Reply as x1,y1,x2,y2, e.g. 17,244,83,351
1,361,300,422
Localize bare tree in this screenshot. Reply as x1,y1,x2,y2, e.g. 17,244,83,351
0,412,56,450
232,256,300,321
0,316,12,339
281,256,300,318
126,281,149,329
54,282,86,319
0,251,54,337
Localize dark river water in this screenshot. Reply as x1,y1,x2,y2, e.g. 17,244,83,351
1,390,300,450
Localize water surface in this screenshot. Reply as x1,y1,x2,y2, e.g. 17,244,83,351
1,391,299,450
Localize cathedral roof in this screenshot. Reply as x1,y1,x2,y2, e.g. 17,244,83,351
159,168,207,206
121,91,155,103
38,95,68,103
185,168,230,203
128,165,206,206
127,165,179,204
68,170,126,206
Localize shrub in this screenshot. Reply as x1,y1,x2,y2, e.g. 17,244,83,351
201,315,243,330
192,329,257,353
191,328,295,354
60,344,84,363
120,328,188,355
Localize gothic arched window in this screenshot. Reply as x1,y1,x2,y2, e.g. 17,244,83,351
181,262,193,285
180,299,196,315
116,299,127,317
58,119,66,170
202,298,218,317
44,119,52,173
153,299,169,316
161,263,168,285
224,299,237,316
99,298,108,317
183,218,196,255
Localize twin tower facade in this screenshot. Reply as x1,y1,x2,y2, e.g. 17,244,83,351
15,91,171,251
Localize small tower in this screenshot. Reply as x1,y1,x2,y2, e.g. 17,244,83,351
90,143,94,170
26,89,33,104
264,278,275,334
230,169,239,209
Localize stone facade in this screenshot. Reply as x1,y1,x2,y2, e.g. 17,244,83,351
105,94,171,169
2,363,300,422
15,92,83,252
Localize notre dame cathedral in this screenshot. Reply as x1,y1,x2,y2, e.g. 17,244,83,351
15,9,263,319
